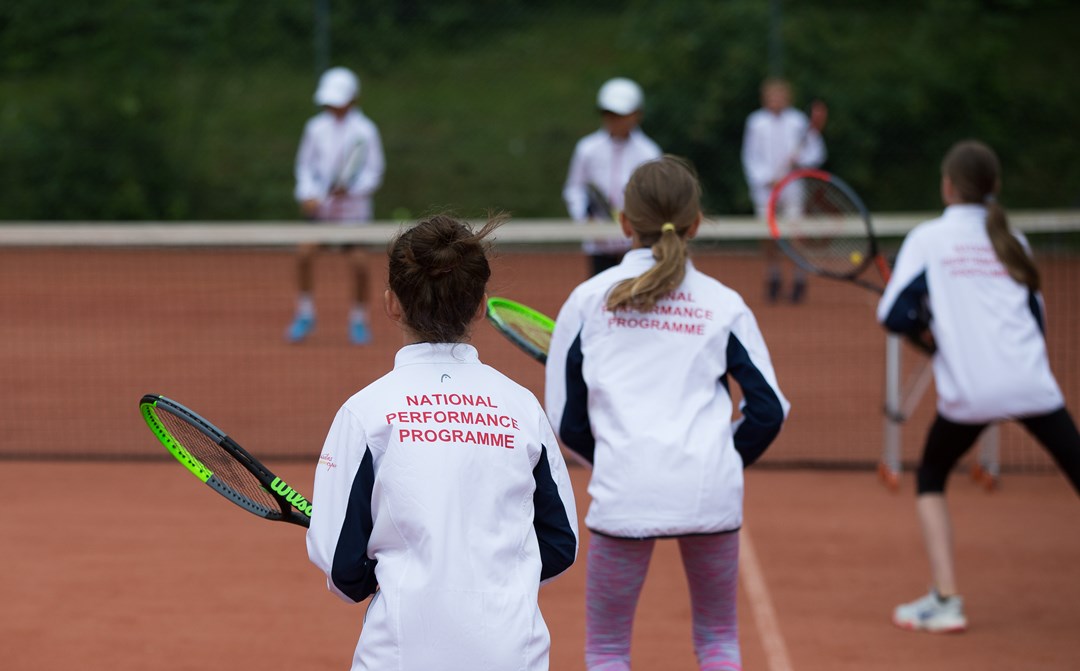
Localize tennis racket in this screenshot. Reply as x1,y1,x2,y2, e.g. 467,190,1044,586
766,168,891,293
139,394,312,528
768,169,935,351
486,297,555,364
331,136,368,193
585,183,618,222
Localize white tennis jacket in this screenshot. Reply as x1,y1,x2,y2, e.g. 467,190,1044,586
877,204,1063,423
545,249,789,538
562,128,662,255
307,343,578,671
294,107,385,222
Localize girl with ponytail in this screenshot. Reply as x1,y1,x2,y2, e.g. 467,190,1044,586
879,140,1080,634
546,155,789,670
603,154,699,313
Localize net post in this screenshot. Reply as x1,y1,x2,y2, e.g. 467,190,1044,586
880,333,903,488
972,424,1001,490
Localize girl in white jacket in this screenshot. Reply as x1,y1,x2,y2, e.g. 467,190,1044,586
308,215,579,671
879,140,1080,634
547,156,789,670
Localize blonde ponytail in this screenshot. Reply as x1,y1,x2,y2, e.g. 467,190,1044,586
606,223,688,312
605,156,701,313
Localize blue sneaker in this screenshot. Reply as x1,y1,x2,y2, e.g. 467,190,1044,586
349,318,372,345
285,315,315,343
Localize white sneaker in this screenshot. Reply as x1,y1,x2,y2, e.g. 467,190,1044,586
893,590,967,633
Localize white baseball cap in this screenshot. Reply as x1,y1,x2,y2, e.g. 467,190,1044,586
597,77,644,115
314,67,359,107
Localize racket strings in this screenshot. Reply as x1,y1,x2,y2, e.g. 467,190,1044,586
495,309,552,352
158,411,280,511
774,177,874,277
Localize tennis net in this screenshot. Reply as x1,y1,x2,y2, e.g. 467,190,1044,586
1,214,1077,475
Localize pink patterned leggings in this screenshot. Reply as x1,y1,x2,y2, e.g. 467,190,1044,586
585,531,741,671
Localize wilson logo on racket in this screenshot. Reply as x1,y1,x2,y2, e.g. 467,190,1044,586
271,477,313,517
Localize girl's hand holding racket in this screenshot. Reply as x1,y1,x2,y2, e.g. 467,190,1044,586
139,394,313,528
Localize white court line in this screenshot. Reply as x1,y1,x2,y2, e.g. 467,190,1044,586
740,527,795,671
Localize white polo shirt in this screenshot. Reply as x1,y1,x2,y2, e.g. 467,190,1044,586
877,204,1063,423
741,107,826,215
545,249,789,538
294,107,385,222
562,128,662,255
307,343,578,671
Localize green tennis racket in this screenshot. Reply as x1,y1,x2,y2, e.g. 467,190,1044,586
486,297,555,364
139,394,312,528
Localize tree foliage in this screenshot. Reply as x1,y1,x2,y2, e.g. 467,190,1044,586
0,1,1076,220
625,0,1080,212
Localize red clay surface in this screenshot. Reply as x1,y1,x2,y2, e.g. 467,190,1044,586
5,464,1079,670
2,242,1078,669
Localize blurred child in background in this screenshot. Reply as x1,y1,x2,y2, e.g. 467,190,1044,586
741,77,827,303
287,66,386,345
563,77,662,277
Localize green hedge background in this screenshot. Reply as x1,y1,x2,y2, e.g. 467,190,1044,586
1,0,1077,220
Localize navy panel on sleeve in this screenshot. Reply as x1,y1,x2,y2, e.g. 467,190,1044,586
532,444,577,580
1028,290,1045,335
558,331,596,464
882,271,931,337
727,333,785,467
331,446,379,601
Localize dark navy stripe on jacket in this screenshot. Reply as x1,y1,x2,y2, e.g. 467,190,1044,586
532,444,578,580
331,446,379,602
1028,290,1045,335
558,331,596,464
727,333,785,467
882,270,931,338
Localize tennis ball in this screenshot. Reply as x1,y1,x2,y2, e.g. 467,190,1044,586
850,251,864,265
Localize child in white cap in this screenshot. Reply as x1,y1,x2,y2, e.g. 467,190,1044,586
288,66,386,345
562,77,662,276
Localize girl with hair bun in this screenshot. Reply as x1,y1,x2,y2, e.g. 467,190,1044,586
879,140,1080,634
307,214,579,671
546,155,789,670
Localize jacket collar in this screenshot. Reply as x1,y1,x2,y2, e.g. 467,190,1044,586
394,342,480,368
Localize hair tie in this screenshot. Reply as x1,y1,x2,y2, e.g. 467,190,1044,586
984,194,996,205
661,222,676,233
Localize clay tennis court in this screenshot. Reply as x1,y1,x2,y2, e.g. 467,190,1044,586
3,241,1078,669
